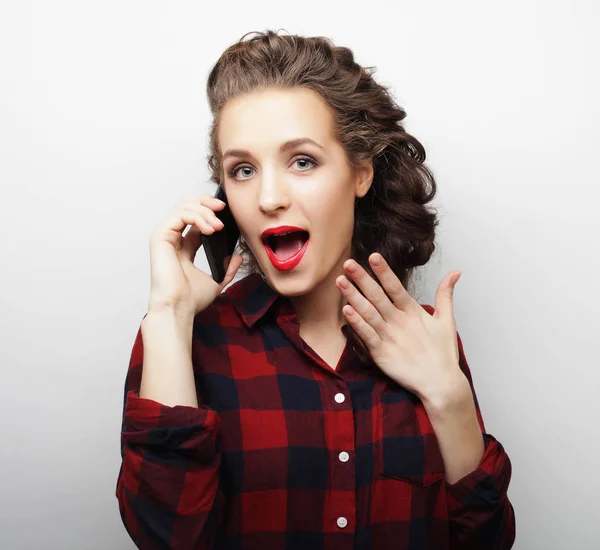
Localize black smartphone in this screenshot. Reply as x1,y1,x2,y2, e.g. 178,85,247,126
201,185,240,283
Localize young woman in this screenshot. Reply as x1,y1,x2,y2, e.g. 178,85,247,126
116,30,515,550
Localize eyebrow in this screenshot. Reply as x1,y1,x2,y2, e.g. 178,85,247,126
222,137,325,161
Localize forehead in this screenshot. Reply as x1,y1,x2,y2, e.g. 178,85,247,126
218,87,335,150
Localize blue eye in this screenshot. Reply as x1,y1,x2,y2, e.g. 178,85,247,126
293,156,317,170
230,166,254,179
228,155,318,180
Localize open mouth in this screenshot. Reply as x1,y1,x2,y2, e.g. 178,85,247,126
263,230,309,260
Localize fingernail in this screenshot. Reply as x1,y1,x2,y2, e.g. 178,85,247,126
345,261,358,273
371,253,383,266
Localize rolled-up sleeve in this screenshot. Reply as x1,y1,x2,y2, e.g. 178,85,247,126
446,329,516,550
116,322,222,550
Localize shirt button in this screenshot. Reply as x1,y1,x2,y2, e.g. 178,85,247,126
339,451,350,463
337,517,348,529
334,393,345,403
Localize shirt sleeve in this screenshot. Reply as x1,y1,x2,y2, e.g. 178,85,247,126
115,318,222,550
445,330,516,550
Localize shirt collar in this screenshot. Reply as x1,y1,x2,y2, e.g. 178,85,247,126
224,273,372,373
225,273,358,333
225,273,284,328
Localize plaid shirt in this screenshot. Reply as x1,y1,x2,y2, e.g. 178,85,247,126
116,273,515,550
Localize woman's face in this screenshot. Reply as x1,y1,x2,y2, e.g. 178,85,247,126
219,87,373,297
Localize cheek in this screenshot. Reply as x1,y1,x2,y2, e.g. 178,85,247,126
304,175,355,216
228,198,253,232
309,192,355,241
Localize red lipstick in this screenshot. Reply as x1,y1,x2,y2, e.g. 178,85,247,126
261,225,310,271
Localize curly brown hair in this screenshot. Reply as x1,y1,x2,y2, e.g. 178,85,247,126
205,29,440,361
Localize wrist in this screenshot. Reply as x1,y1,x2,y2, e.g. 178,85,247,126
143,306,196,334
146,298,196,320
420,372,472,417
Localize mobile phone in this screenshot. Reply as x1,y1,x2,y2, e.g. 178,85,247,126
201,185,240,283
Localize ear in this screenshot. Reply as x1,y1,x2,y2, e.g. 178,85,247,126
354,160,374,199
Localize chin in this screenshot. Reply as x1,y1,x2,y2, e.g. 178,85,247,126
261,260,317,296
262,268,316,297
250,240,338,297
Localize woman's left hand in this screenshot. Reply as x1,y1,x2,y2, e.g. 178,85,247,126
336,253,468,405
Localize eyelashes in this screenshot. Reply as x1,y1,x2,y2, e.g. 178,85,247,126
227,155,319,181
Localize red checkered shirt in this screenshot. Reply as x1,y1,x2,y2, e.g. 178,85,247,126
116,273,515,549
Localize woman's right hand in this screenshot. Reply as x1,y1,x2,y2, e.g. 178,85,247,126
147,194,243,317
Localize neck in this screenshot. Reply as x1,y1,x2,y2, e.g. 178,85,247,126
289,251,350,335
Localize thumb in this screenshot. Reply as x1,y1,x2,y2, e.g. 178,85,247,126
218,254,244,290
434,271,461,320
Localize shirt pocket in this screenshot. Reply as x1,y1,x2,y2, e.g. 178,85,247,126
376,388,446,487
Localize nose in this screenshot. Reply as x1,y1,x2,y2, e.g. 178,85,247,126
258,170,291,215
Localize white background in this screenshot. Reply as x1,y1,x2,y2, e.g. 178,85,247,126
1,1,598,549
